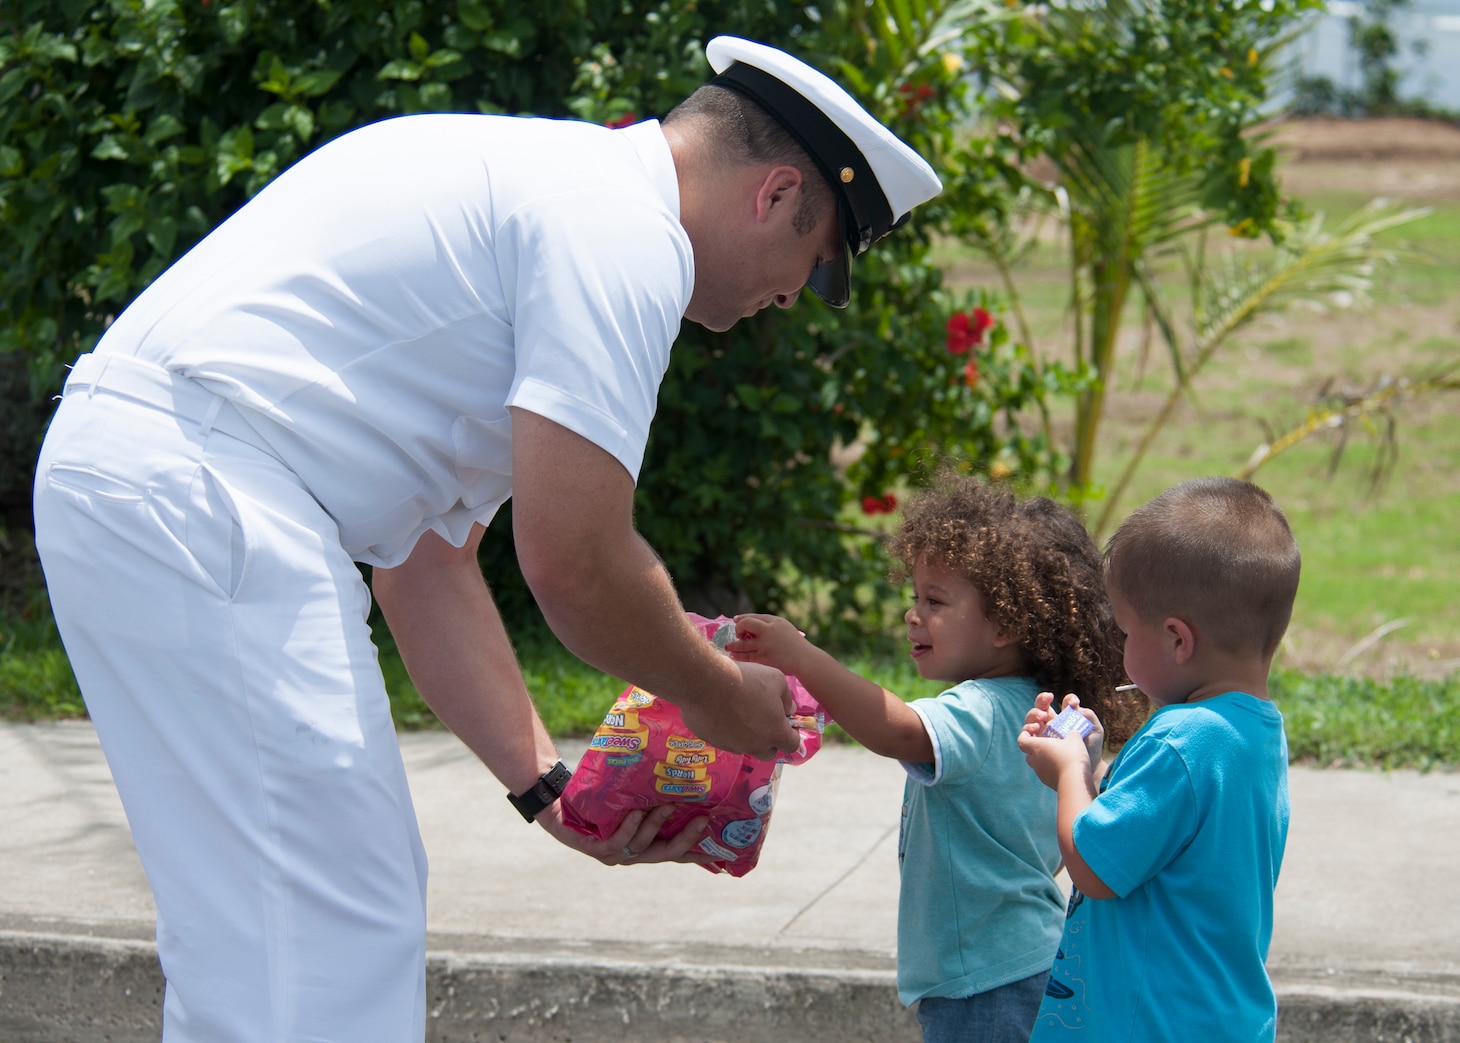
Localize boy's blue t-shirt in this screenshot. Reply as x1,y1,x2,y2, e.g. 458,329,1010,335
898,676,1064,1006
1031,692,1290,1042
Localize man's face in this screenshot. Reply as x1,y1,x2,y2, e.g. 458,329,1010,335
685,177,842,333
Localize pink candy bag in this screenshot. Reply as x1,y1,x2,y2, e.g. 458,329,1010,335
558,613,827,876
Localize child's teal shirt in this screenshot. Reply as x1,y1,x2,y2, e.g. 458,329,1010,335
898,676,1065,1006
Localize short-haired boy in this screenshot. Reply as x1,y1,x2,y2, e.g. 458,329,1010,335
1017,476,1301,1041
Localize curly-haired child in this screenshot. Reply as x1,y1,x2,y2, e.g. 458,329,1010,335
728,471,1145,1043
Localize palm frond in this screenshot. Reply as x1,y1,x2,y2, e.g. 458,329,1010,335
1237,367,1460,486
1194,199,1430,357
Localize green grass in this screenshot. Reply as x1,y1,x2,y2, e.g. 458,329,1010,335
1273,669,1460,772
12,609,1453,770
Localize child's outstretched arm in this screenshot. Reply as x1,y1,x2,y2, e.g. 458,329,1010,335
1017,693,1116,899
729,614,934,764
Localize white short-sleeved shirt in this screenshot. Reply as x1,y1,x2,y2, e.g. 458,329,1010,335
98,113,693,566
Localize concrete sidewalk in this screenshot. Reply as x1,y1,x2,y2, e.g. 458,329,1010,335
2,720,1458,1042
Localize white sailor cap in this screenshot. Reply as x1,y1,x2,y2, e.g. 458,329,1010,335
706,36,943,308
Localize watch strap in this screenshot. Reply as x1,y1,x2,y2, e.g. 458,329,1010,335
506,760,572,823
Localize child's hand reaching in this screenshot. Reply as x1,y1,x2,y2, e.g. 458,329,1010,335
725,614,811,677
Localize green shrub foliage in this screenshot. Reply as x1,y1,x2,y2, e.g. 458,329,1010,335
3,1,1059,645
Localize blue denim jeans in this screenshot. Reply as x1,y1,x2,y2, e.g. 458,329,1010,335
915,970,1050,1043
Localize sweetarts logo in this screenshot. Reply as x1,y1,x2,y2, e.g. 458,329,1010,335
589,733,644,752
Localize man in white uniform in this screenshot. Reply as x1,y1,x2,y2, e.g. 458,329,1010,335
33,36,940,1041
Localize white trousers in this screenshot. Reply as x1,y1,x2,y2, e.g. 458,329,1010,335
33,355,429,1042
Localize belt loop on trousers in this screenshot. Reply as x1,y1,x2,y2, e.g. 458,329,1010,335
59,352,285,464
198,396,224,436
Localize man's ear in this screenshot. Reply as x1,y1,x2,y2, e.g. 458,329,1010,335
1165,617,1197,666
753,165,804,223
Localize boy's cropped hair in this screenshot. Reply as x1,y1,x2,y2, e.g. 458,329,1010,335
1103,477,1301,659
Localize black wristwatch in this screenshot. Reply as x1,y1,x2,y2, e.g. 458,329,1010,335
506,760,572,823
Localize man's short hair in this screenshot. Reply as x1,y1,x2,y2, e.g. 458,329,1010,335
1103,477,1301,659
665,84,836,235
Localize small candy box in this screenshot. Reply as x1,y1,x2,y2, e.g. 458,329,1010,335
1042,705,1094,741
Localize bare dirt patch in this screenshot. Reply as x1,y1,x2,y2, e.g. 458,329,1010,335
1266,115,1460,202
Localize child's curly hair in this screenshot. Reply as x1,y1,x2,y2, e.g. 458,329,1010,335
885,472,1147,745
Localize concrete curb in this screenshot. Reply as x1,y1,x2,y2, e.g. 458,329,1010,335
5,931,1460,1043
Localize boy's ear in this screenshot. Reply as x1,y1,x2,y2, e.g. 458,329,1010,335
1164,616,1197,666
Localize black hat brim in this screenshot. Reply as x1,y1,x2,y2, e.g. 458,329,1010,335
806,250,850,309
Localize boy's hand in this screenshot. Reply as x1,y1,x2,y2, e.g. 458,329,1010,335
726,613,811,677
1019,690,1105,791
1023,690,1060,736
1017,726,1093,790
1051,693,1106,772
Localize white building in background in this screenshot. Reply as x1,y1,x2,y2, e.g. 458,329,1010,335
1286,0,1460,112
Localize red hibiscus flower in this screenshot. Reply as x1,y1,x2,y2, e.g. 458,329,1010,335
605,113,637,129
862,492,899,515
963,360,980,388
946,307,997,354
946,312,974,354
896,82,936,117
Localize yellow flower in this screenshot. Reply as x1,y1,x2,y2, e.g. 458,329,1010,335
942,52,965,75
1247,47,1259,67
1218,66,1235,80
1228,217,1256,237
990,461,1013,480
1237,155,1251,188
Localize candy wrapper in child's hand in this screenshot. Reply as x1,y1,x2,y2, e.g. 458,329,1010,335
1042,705,1095,741
558,613,828,877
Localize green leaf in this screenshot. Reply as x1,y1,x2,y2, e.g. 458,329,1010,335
282,104,315,141
378,60,422,82
91,136,130,162
293,69,343,98
481,30,523,57
0,68,29,106
145,217,177,260
218,6,250,45
458,1,495,33
145,113,186,147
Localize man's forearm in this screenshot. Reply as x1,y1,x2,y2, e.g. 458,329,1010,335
528,524,742,702
373,530,558,796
